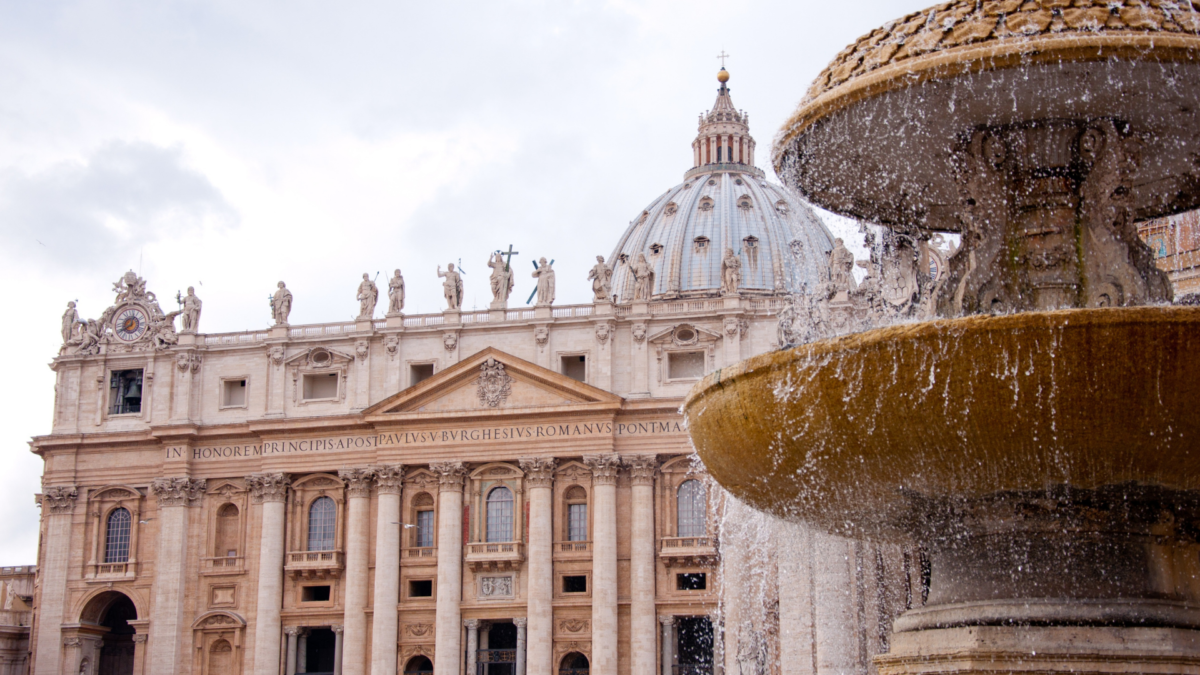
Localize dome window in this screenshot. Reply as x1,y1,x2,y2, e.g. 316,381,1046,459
738,195,753,210
618,253,630,264
699,197,714,212
744,236,759,250
649,243,664,256
775,200,790,215
707,179,717,186
735,178,744,186
693,236,711,254
665,202,679,216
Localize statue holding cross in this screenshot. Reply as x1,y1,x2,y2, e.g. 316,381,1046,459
488,247,518,309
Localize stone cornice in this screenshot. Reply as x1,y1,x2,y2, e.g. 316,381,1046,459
623,455,658,486
373,465,404,495
338,468,375,499
583,454,621,486
246,473,290,503
518,457,557,489
151,477,207,507
430,461,467,492
38,486,78,515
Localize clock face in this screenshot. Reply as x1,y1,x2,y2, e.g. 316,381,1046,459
114,307,149,342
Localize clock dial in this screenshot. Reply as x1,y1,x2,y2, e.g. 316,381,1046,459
114,307,149,342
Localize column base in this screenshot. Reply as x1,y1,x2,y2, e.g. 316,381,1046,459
877,625,1200,675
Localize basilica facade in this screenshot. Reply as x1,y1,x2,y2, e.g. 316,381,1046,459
23,70,838,675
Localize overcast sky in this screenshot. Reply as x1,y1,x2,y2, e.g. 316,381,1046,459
0,0,930,564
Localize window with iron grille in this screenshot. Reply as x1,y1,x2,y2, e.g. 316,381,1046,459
486,487,513,543
104,508,131,563
307,497,336,551
677,480,706,537
567,503,587,542
416,509,435,548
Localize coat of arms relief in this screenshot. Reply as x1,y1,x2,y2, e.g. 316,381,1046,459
476,358,513,408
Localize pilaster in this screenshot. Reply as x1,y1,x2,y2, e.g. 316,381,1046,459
626,455,658,675
147,477,205,674
266,345,287,418
519,457,556,675
370,465,404,675
431,462,467,675
584,454,620,675
249,472,291,675
339,468,374,675
353,340,371,411
33,487,76,675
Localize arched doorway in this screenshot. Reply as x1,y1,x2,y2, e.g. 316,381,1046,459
404,655,433,674
80,591,137,675
559,652,589,675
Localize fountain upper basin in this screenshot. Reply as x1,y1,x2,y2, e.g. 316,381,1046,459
683,306,1200,540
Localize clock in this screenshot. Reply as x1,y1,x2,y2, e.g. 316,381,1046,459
114,307,149,342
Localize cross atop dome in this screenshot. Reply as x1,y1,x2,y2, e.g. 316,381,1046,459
692,64,754,171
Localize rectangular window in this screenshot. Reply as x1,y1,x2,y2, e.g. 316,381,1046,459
567,503,587,542
409,579,433,597
221,379,247,407
561,355,586,382
410,363,434,386
416,510,435,548
563,575,588,593
301,585,331,602
302,373,339,400
677,573,707,591
108,369,143,415
668,351,706,380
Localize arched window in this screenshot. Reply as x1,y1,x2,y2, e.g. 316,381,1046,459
104,508,131,563
404,655,433,674
307,497,336,551
677,480,706,537
215,503,240,557
565,486,588,542
560,652,590,675
486,487,514,543
413,492,435,548
208,638,233,675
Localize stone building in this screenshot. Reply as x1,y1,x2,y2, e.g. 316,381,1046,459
1138,209,1200,297
27,69,838,675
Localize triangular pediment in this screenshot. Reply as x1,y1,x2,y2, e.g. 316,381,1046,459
363,347,622,417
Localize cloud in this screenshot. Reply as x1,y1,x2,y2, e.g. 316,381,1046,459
0,140,237,271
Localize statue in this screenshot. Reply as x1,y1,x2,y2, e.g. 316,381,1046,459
74,319,103,355
180,287,202,333
150,311,182,349
61,302,80,344
387,269,405,315
356,273,379,319
632,253,655,301
112,270,147,304
532,258,555,306
272,282,293,325
438,264,463,310
488,252,515,308
828,238,857,295
588,255,613,302
721,248,742,295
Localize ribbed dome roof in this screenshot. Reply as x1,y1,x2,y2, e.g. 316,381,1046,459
608,169,835,300
607,69,835,301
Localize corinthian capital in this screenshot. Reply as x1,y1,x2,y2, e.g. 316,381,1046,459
430,461,467,492
246,473,291,503
151,477,207,507
373,464,405,495
623,455,657,486
38,486,78,515
518,457,556,489
583,454,621,485
339,468,375,499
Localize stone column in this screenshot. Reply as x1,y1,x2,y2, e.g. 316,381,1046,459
298,629,309,673
285,627,299,675
249,473,292,675
339,468,374,675
518,457,555,675
370,465,404,675
33,487,76,675
148,477,206,674
659,616,675,675
514,617,528,675
332,625,345,675
465,619,480,675
132,633,148,675
584,454,621,675
625,456,658,675
431,462,467,675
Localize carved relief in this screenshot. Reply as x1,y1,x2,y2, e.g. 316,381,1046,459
534,326,549,347
268,346,286,366
594,322,612,345
583,454,620,486
39,486,78,514
632,324,647,343
519,457,556,489
404,623,434,637
479,575,513,597
384,335,399,360
246,473,290,504
476,358,513,408
623,455,657,486
354,340,369,361
373,465,404,495
558,618,589,633
151,477,206,507
339,468,375,499
176,352,202,373
443,332,458,353
430,462,467,491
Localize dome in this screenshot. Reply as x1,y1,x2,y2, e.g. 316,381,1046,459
608,69,835,301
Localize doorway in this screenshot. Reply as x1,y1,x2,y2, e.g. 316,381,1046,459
478,621,516,675
301,627,336,674
676,617,714,675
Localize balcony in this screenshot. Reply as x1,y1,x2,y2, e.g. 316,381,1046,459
554,541,591,560
86,562,136,581
464,541,524,572
402,547,438,564
200,556,245,576
285,550,344,580
659,536,717,568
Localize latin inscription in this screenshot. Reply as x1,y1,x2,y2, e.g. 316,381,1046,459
178,420,684,461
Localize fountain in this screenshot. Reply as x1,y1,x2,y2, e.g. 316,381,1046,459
686,3,1200,673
